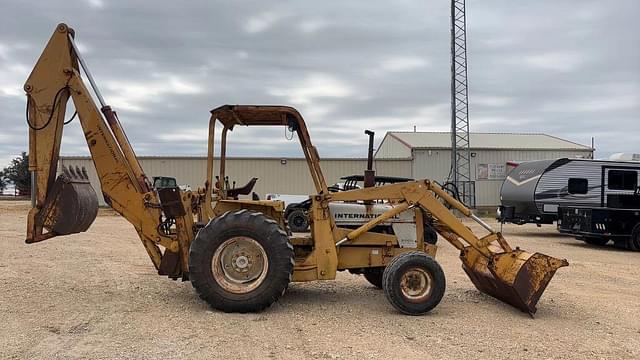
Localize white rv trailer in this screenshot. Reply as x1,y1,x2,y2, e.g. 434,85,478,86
499,158,640,225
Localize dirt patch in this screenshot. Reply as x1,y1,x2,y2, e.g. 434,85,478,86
1,201,639,359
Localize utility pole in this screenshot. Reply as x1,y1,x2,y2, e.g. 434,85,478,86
450,0,475,207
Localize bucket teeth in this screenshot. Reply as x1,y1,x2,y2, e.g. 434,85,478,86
60,165,90,182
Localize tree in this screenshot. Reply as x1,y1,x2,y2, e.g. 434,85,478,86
0,169,6,193
3,152,30,195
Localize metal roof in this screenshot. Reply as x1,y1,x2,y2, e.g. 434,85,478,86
385,132,593,150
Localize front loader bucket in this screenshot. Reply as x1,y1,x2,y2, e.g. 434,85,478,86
460,247,568,315
33,166,98,239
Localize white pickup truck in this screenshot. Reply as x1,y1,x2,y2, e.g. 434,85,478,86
265,193,309,207
265,180,357,207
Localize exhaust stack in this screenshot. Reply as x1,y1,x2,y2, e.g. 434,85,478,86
364,130,375,188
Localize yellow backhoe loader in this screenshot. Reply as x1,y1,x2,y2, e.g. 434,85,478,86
24,24,568,315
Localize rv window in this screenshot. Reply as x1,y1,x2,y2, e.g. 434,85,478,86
568,178,588,194
608,170,637,190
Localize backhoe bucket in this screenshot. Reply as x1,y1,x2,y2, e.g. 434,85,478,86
460,247,568,315
35,166,98,238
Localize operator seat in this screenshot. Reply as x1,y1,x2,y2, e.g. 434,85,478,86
227,177,258,199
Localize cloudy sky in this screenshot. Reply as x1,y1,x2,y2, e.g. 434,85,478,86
0,0,638,168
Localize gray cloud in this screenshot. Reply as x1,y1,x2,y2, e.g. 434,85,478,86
0,0,638,168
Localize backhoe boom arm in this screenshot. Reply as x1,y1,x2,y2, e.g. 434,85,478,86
24,24,183,269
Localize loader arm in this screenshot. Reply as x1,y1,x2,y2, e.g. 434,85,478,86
24,24,192,272
330,180,569,314
332,180,496,254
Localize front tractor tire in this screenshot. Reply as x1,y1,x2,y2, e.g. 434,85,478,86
188,210,294,313
382,252,446,315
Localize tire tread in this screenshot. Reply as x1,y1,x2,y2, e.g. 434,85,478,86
189,210,294,313
382,251,446,315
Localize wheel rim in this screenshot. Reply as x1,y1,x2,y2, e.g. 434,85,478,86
399,267,433,302
211,236,269,294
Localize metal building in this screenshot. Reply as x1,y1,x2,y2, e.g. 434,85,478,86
60,156,412,206
375,132,594,207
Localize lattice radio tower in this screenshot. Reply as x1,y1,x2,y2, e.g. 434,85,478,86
449,0,475,207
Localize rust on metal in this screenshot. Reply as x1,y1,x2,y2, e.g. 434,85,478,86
28,165,98,243
461,247,568,314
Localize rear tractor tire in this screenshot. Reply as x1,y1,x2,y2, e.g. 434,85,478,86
382,252,446,315
287,208,310,233
188,209,295,313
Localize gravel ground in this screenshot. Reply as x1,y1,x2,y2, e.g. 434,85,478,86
1,201,639,359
